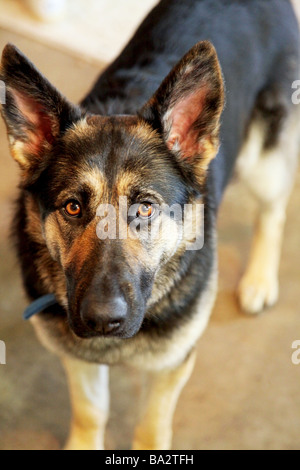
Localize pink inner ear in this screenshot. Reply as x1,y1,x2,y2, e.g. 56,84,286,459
14,91,54,155
166,87,207,159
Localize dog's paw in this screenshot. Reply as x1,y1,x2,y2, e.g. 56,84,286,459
238,272,279,315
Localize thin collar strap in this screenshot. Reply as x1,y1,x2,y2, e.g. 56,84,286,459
23,294,58,320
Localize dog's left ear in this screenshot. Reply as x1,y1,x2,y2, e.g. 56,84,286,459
0,44,81,178
140,41,224,184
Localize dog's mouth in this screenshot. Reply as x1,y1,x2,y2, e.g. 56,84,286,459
70,322,143,340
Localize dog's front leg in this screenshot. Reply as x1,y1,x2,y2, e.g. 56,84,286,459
62,357,109,451
133,350,196,451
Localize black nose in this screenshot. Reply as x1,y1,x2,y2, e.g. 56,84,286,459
80,296,128,336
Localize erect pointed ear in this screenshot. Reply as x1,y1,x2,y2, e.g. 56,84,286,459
0,44,82,178
139,41,225,184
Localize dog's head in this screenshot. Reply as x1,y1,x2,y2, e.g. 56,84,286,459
0,42,224,339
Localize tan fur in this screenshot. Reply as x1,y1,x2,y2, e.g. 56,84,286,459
11,140,30,169
64,116,113,148
238,205,284,313
63,357,110,451
64,222,98,274
116,171,144,198
44,214,66,260
68,118,89,137
133,350,196,450
130,120,161,144
237,111,300,314
196,137,220,181
81,168,105,203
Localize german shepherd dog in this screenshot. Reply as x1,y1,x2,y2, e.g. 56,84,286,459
0,0,299,450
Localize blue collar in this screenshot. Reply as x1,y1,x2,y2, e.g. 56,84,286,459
23,294,58,320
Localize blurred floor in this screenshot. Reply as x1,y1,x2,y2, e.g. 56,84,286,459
0,29,300,451
0,0,157,64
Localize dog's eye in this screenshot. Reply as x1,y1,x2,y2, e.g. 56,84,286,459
64,200,82,218
137,203,155,219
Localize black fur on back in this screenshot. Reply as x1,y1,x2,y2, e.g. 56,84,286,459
82,0,299,204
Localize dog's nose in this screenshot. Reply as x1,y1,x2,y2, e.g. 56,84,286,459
80,296,128,336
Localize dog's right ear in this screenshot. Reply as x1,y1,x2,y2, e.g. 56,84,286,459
0,44,82,179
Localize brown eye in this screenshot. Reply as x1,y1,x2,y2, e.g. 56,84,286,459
137,203,154,219
65,200,82,218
